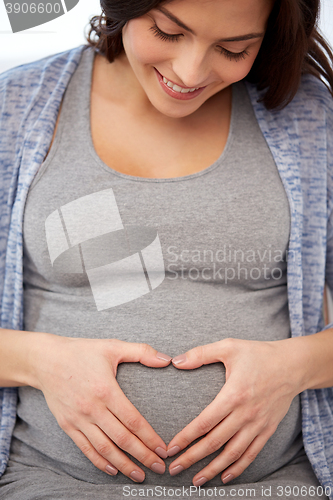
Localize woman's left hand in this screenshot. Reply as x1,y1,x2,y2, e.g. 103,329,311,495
166,337,307,486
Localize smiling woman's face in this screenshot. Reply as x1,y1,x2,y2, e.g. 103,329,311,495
121,0,274,118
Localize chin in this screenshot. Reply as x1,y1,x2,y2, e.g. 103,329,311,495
149,96,204,118
158,106,200,119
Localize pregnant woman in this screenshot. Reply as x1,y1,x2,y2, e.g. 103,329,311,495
1,0,333,498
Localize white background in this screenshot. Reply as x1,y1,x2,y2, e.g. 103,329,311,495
0,0,332,74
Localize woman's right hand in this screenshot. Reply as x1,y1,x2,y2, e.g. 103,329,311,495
29,334,171,482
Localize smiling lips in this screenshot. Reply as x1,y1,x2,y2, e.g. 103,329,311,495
162,76,200,93
154,68,206,100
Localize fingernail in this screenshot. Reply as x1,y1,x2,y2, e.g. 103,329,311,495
193,476,208,487
151,462,165,474
156,352,172,362
170,464,184,476
105,464,118,475
222,473,234,484
130,470,145,482
167,445,181,457
172,354,186,365
155,446,168,459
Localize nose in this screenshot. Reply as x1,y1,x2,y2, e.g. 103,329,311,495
171,43,213,89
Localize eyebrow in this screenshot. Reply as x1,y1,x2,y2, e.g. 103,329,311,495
156,7,264,42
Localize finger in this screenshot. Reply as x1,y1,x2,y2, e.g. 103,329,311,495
110,340,172,368
67,428,119,477
97,408,166,473
191,428,272,487
168,412,244,473
219,428,275,484
107,379,168,458
83,419,166,482
167,392,233,455
172,342,225,370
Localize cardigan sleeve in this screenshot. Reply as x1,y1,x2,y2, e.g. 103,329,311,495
325,89,333,301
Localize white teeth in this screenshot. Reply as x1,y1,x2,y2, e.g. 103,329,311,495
162,74,199,93
173,84,183,92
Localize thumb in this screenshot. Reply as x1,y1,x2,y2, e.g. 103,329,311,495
171,341,224,369
113,340,172,368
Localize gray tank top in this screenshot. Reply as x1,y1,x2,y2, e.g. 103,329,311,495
15,45,304,488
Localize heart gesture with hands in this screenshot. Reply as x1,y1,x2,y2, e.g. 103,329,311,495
166,337,307,487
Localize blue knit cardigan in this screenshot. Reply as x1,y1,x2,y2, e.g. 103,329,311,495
1,44,333,495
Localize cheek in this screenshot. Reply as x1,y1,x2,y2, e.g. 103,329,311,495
217,57,257,84
124,22,170,66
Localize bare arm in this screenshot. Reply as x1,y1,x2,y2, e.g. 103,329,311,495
294,327,333,390
0,327,49,388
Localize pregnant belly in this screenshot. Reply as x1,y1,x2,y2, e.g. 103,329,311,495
14,362,302,487
116,362,225,447
115,362,303,486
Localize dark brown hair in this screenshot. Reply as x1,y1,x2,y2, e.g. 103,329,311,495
86,0,333,110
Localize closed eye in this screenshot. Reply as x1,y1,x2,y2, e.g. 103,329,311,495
149,23,182,42
217,46,249,61
149,24,250,62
